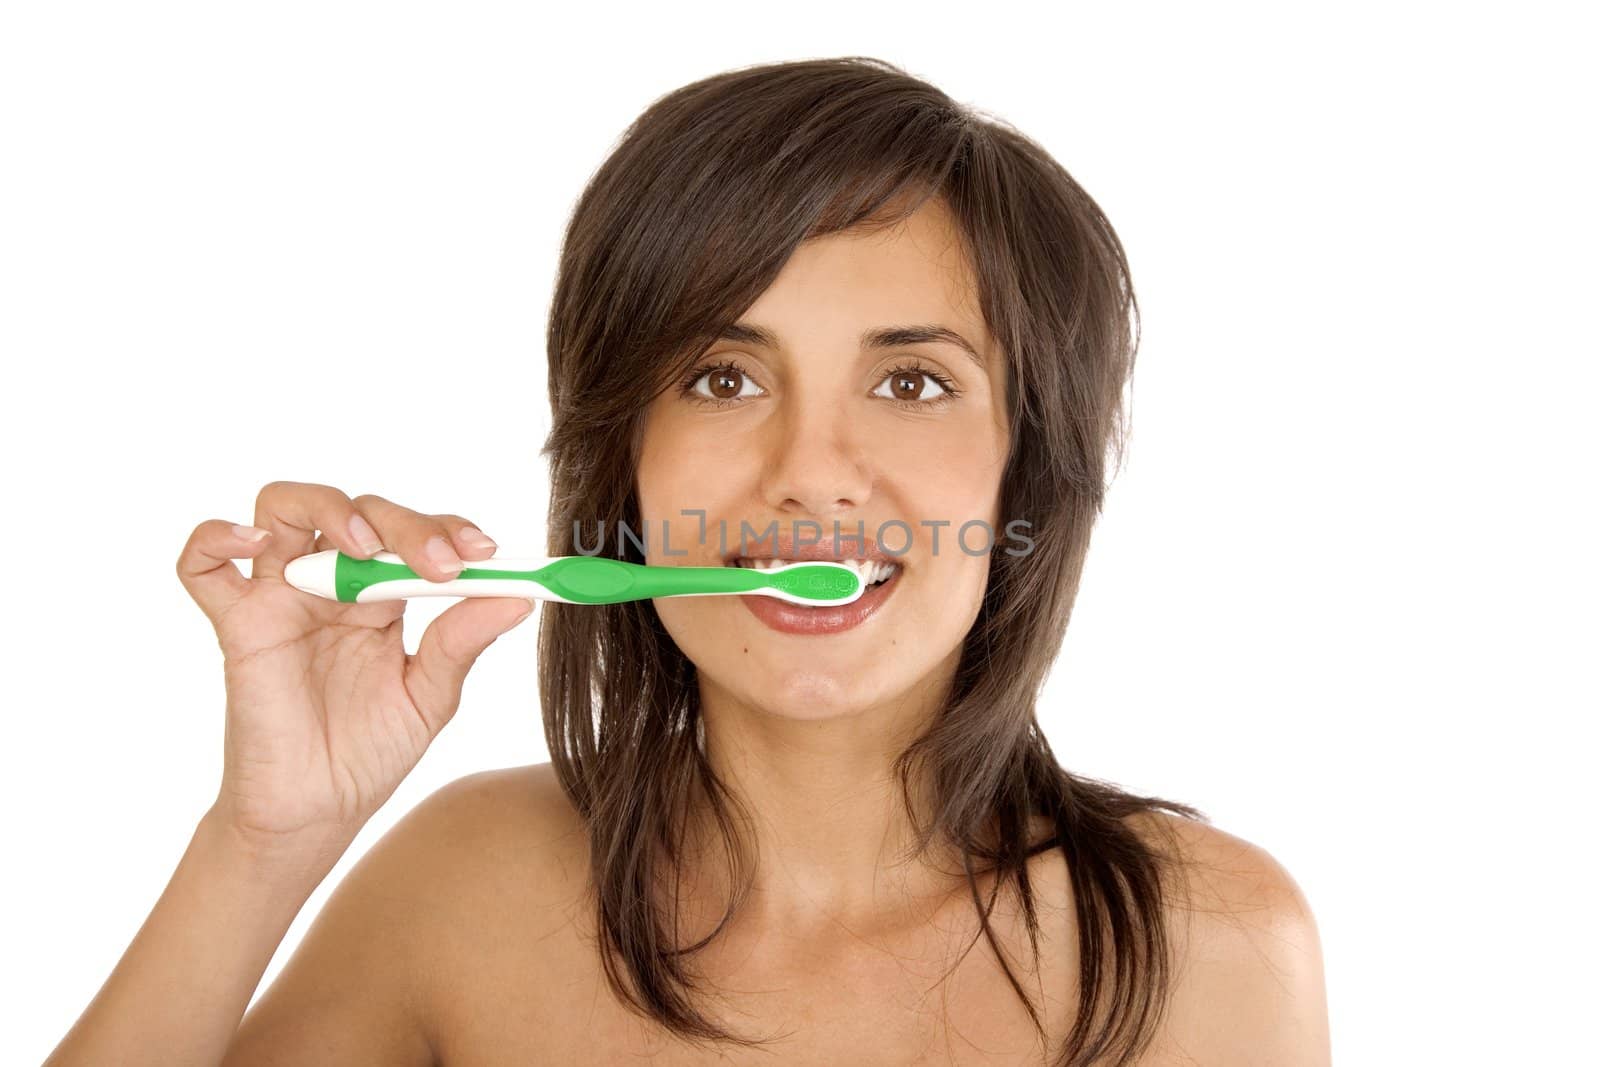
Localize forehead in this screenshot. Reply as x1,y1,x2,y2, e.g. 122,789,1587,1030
741,197,996,363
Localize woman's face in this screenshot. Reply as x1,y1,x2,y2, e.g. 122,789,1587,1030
636,197,1010,720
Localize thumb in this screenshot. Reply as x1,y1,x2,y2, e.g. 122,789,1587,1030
403,597,536,734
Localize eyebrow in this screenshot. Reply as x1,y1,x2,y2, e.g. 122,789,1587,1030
715,321,986,370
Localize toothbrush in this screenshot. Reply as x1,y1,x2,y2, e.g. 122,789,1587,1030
282,550,865,607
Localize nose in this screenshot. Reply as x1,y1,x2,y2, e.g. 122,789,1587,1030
759,394,872,517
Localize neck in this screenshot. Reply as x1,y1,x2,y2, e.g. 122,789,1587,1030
679,657,975,941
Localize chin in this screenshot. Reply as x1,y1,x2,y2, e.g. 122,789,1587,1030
725,665,889,721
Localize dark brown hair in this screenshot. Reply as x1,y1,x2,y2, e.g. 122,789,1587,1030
538,56,1209,1066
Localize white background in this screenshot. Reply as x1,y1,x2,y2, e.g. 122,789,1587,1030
4,3,1594,1063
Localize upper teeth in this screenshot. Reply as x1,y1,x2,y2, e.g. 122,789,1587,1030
733,558,899,583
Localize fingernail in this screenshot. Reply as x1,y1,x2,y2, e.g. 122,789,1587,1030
459,527,496,551
425,535,463,573
348,514,383,555
232,524,270,542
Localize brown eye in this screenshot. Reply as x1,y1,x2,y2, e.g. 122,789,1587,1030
685,361,762,404
709,367,742,399
891,372,922,400
873,368,950,404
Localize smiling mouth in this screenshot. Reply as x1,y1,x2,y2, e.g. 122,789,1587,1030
727,557,901,589
722,554,904,634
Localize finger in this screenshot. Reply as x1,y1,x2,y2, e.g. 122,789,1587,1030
177,519,274,625
402,597,536,736
348,496,496,582
315,517,494,566
251,481,383,582
432,513,499,562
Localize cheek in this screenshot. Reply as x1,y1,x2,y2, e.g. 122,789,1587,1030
636,411,753,539
870,413,1005,498
650,594,719,651
886,444,1004,536
636,423,703,535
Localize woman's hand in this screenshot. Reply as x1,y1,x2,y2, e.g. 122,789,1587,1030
176,481,535,857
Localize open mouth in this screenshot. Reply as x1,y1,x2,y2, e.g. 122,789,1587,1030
722,555,904,635
728,556,901,589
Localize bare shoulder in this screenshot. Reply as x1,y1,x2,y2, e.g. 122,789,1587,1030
1125,811,1331,1066
413,760,587,865
226,762,588,1065
397,760,591,927
336,761,587,912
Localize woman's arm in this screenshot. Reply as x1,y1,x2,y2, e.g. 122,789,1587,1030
45,777,475,1067
43,486,529,1064
42,807,363,1066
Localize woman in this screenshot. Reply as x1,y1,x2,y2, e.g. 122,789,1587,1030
47,57,1329,1065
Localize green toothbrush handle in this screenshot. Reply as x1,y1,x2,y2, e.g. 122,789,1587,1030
282,551,863,607
542,557,737,603
531,557,862,605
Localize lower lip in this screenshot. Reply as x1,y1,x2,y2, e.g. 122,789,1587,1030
737,564,903,635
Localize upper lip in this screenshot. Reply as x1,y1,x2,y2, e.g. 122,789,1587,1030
720,529,903,567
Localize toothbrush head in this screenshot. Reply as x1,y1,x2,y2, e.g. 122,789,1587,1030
757,560,864,606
